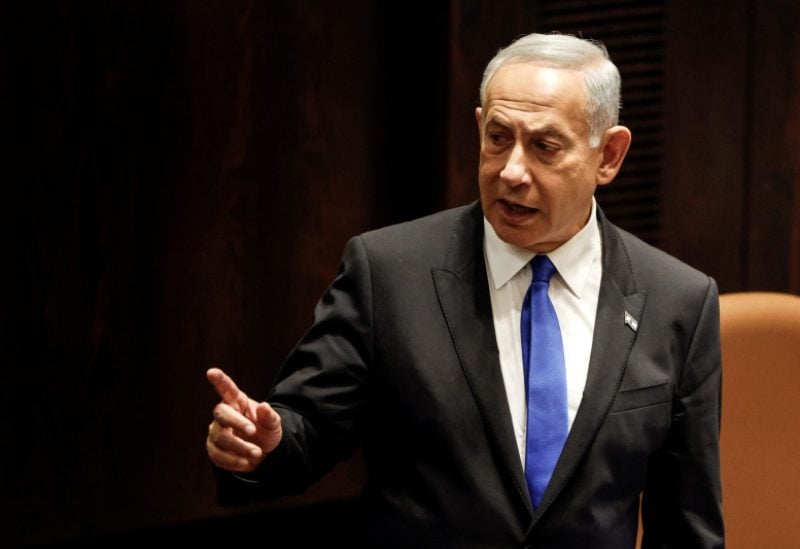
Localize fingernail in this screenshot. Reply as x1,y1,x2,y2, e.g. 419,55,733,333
250,448,261,458
244,424,256,435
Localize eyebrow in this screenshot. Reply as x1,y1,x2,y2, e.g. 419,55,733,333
485,117,568,140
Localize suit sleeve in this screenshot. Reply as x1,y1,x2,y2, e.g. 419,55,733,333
215,235,374,505
641,277,725,548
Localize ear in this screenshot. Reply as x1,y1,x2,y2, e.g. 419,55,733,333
596,125,632,186
475,107,483,136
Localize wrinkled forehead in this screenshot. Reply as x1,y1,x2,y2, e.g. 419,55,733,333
484,62,588,114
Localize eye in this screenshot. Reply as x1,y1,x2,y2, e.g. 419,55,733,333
488,131,509,147
536,141,560,153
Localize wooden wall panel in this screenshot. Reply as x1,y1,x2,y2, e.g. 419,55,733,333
747,0,800,291
661,0,750,292
5,1,382,545
662,0,800,293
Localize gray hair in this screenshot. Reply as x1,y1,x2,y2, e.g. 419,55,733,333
479,32,621,147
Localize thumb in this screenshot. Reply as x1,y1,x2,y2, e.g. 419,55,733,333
255,401,280,430
254,402,283,454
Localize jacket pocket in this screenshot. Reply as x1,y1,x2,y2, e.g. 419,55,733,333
609,380,671,414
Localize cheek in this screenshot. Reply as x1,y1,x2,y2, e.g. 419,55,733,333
554,161,596,195
477,158,501,188
478,152,500,172
477,166,493,202
532,169,591,217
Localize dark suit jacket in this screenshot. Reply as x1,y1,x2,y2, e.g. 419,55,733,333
217,202,724,548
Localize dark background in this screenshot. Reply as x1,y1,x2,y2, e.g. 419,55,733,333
4,1,799,547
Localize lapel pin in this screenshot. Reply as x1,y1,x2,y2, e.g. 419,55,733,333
624,311,639,332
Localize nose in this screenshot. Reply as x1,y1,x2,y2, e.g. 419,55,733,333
499,143,533,187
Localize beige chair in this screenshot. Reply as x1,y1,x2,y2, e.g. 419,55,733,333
637,291,800,548
718,291,800,548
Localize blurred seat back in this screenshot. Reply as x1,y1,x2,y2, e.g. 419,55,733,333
719,291,800,548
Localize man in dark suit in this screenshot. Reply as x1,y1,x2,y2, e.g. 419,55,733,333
206,32,724,548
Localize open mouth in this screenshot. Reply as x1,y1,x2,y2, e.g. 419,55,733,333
500,199,537,215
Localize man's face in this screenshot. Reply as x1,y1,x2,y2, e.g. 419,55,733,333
477,62,606,253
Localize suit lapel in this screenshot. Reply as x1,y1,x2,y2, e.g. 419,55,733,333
531,208,646,524
431,203,535,517
431,205,647,525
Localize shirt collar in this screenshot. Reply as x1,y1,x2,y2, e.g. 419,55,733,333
483,198,601,298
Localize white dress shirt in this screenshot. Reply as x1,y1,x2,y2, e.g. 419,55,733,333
483,199,603,467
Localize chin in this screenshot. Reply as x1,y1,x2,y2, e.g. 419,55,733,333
495,226,536,250
497,226,560,253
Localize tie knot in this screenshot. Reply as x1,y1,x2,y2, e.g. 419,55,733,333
531,255,556,283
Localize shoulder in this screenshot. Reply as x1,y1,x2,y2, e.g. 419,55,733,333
362,203,476,242
595,204,707,284
352,202,480,258
332,202,482,285
596,203,715,296
619,227,708,282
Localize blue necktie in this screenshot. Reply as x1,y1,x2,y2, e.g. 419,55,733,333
521,254,567,509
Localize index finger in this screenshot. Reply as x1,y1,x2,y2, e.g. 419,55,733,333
206,367,248,409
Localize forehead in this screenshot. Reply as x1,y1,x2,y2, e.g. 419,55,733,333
484,62,587,119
